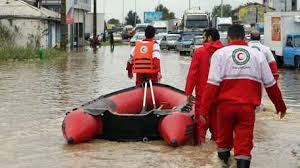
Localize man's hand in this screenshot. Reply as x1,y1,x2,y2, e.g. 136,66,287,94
128,73,133,79
278,111,286,120
158,72,162,82
187,95,193,104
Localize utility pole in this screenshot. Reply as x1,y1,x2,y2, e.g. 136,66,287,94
93,0,97,38
221,0,224,17
60,0,67,50
134,0,137,26
122,0,124,25
189,0,191,9
284,0,287,11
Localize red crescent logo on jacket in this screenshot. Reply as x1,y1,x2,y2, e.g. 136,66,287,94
232,48,250,65
140,45,148,54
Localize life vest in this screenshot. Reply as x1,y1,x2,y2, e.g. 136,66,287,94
132,40,158,74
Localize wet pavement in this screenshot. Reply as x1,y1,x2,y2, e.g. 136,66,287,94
0,45,300,168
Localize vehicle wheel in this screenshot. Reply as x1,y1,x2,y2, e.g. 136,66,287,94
167,47,170,51
295,56,300,70
179,51,183,55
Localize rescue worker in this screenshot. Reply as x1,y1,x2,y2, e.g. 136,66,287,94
185,28,223,145
126,25,162,86
248,30,279,80
199,24,287,168
248,30,279,112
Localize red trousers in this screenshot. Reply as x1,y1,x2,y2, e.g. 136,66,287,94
216,103,255,159
194,98,217,144
135,73,159,86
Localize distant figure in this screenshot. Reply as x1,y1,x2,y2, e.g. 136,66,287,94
199,24,286,168
126,25,162,86
110,32,115,52
185,28,223,145
248,30,279,112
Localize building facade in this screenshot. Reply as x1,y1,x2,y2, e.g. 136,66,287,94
25,0,91,48
233,3,275,25
266,0,299,11
0,0,60,48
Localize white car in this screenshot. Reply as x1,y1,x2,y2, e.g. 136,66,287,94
130,33,145,46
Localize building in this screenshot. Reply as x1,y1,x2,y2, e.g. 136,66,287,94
0,0,60,48
265,0,299,11
85,13,105,38
25,0,91,48
232,3,275,25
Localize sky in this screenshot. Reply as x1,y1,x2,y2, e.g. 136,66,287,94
93,0,261,22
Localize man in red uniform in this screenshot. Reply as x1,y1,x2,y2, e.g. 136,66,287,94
199,24,286,168
126,26,162,86
185,28,223,145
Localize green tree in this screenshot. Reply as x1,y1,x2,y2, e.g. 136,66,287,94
125,10,141,27
155,4,175,20
107,18,121,26
212,4,233,17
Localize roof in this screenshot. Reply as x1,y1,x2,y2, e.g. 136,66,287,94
232,2,275,12
0,0,60,21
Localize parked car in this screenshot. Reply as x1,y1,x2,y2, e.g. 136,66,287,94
130,33,145,46
122,25,134,40
160,34,181,50
155,33,167,45
176,33,195,56
191,36,203,56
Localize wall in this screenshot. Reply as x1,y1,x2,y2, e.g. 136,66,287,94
85,13,105,35
0,19,49,48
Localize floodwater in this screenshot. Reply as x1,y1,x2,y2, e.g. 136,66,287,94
0,46,299,168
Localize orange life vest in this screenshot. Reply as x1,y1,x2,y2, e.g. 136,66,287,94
132,40,158,74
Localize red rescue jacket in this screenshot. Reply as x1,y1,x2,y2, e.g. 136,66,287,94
185,40,224,101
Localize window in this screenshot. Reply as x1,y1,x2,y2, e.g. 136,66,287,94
286,36,293,47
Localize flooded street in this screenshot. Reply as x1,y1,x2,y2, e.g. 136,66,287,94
0,45,300,168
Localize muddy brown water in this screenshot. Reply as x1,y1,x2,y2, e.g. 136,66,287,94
0,46,299,168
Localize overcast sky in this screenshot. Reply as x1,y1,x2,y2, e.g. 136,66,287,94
94,0,261,22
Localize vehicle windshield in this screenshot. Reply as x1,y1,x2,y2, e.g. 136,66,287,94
194,37,203,45
135,27,147,32
218,24,231,32
182,34,194,41
186,20,209,28
156,28,167,34
167,36,180,41
294,36,300,47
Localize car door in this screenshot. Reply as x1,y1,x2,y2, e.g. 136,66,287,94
160,36,167,49
284,36,295,66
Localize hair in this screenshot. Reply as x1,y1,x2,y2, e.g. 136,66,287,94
203,28,220,41
250,30,261,41
145,25,156,39
227,24,245,40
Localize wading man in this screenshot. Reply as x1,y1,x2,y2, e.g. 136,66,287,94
185,28,223,145
248,30,279,112
199,24,286,168
126,26,162,86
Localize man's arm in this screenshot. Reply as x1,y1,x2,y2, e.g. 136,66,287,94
199,51,222,119
265,47,279,81
127,47,135,79
185,49,201,96
153,43,162,80
261,57,286,116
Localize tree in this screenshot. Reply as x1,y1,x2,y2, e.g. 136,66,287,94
125,10,141,27
212,4,233,17
107,18,121,26
155,4,175,20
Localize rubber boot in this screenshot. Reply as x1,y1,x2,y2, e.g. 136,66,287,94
237,159,250,168
218,151,231,164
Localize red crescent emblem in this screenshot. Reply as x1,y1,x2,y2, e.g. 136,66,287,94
237,53,244,61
